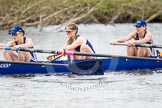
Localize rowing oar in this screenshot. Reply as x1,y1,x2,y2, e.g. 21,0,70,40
0,46,123,57
110,43,162,48
0,47,110,57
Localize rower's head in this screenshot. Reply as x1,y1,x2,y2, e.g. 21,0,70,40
65,23,78,38
134,20,147,33
9,26,25,36
134,20,147,27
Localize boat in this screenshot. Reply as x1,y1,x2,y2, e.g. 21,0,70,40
0,55,162,76
0,46,162,76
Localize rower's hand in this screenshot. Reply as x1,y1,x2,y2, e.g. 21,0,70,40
47,55,54,61
12,45,20,51
110,41,118,45
46,54,57,61
126,41,135,47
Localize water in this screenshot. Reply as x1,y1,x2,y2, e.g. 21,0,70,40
0,24,162,108
0,73,162,108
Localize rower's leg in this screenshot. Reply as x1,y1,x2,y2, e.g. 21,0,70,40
78,44,93,59
127,46,137,56
145,48,151,56
3,51,18,61
18,52,31,61
137,47,151,57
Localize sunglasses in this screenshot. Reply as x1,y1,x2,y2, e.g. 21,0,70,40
136,26,142,28
65,30,73,33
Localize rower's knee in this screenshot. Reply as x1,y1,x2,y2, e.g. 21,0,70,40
3,51,17,61
137,48,151,57
18,52,31,61
3,51,13,56
80,44,88,52
127,47,136,56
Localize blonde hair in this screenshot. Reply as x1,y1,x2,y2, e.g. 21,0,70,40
65,23,78,45
66,23,78,31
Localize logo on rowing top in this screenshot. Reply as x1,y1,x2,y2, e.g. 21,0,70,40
0,64,11,68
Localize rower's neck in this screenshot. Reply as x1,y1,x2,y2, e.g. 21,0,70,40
73,34,78,40
16,37,24,44
139,31,146,38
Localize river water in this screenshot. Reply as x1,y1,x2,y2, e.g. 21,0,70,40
0,24,162,108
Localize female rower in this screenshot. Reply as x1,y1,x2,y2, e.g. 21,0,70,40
1,26,37,61
63,23,95,60
111,19,155,57
47,23,95,60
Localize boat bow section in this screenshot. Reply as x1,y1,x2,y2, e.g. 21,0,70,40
0,60,69,75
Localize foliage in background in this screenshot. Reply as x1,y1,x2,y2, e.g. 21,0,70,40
0,0,162,29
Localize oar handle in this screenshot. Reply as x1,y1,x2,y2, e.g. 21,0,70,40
0,47,21,51
4,47,13,50
110,43,128,46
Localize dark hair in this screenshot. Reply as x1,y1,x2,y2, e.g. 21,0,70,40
67,38,73,45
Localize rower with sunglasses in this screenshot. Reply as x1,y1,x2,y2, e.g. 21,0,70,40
1,26,37,62
47,23,95,60
111,19,155,57
64,23,95,60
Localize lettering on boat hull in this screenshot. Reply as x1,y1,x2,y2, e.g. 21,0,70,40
0,64,11,68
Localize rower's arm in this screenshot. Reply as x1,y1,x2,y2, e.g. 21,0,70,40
63,41,68,48
16,38,34,48
0,43,6,47
111,32,136,44
65,37,85,50
6,41,15,47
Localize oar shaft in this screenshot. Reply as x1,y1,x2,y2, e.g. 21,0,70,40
68,51,112,57
0,47,12,50
19,48,57,54
135,44,162,48
58,50,110,57
0,47,58,54
110,43,162,48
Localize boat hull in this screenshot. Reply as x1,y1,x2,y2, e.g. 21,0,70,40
0,56,162,75
0,59,104,75
103,57,162,71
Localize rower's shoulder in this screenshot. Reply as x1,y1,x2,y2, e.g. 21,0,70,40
25,36,32,39
146,31,152,34
127,31,137,38
25,36,33,41
76,36,86,40
146,31,153,37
